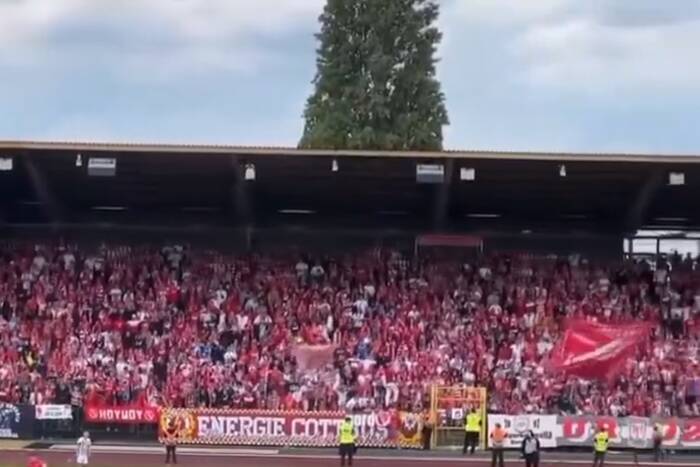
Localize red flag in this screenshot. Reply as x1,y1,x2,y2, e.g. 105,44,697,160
292,344,336,371
547,319,652,381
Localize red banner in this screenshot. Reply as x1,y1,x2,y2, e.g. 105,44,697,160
158,408,423,448
547,319,652,381
556,415,700,449
85,404,159,424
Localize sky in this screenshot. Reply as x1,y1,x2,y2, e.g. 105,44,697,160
1,0,699,153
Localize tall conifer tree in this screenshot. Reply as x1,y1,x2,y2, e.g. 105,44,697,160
300,0,448,150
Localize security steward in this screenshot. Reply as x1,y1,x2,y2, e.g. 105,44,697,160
162,417,178,464
463,408,482,455
521,430,540,467
653,423,664,462
592,426,609,467
422,410,435,450
338,415,357,467
490,422,508,467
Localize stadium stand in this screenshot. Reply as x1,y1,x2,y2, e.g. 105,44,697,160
2,142,700,448
1,242,698,418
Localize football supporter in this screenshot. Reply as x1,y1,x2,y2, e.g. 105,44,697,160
0,242,698,419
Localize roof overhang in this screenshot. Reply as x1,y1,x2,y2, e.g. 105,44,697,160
1,139,699,164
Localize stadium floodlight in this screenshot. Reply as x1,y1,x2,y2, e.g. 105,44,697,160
460,167,475,181
559,164,567,177
331,159,339,172
75,153,83,167
0,157,12,171
244,163,256,181
669,172,685,186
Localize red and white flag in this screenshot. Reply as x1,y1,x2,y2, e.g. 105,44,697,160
547,319,652,381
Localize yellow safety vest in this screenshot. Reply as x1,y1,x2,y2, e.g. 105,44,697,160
465,413,481,432
594,432,609,453
339,421,355,444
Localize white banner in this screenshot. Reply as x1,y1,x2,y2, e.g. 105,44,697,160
487,414,557,448
35,405,73,420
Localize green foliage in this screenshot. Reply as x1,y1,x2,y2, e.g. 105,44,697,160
299,0,449,151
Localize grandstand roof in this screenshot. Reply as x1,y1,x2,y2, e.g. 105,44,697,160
1,140,699,233
2,139,700,163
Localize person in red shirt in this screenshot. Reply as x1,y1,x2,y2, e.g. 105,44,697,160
27,456,47,467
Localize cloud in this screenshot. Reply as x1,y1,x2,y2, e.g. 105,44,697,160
446,0,700,94
450,0,700,28
0,0,325,78
512,18,700,92
0,0,325,43
435,0,700,152
40,115,118,142
449,0,571,26
0,0,698,154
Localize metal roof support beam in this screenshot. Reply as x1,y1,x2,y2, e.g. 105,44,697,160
21,152,64,225
230,155,252,227
433,159,454,230
625,170,664,233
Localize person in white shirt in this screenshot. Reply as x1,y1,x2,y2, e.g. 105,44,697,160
76,431,91,466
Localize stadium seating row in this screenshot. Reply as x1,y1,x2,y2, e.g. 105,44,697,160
0,243,698,417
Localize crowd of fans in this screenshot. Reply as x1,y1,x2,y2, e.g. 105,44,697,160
0,242,699,418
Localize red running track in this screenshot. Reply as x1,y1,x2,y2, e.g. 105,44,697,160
0,450,688,467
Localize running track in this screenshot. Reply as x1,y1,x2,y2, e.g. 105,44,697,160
0,449,692,467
